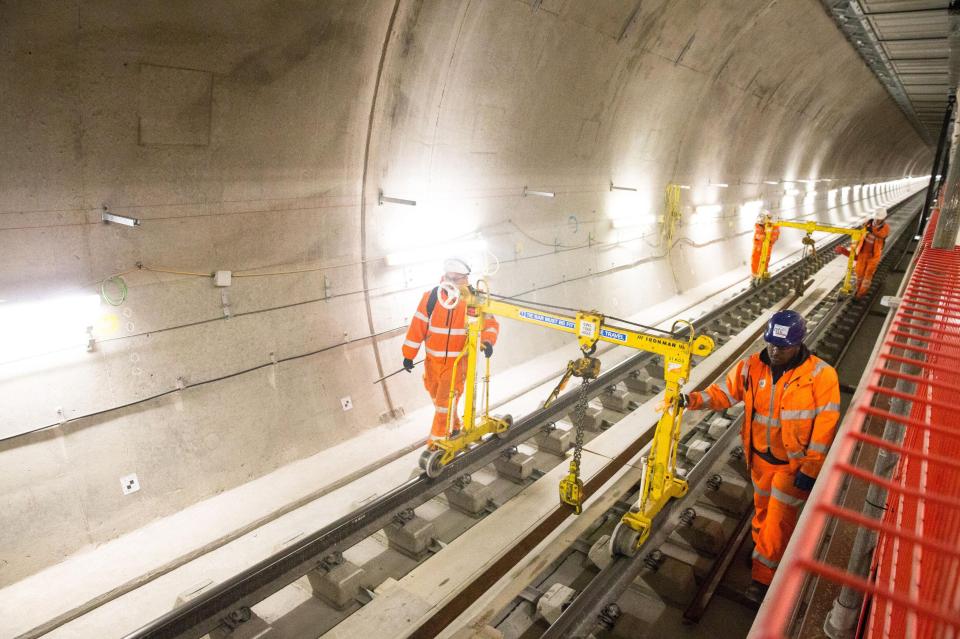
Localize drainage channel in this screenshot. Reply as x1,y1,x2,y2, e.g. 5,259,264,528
121,194,922,639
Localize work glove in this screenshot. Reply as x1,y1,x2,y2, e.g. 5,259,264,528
402,358,415,373
655,393,689,414
482,341,493,358
793,471,816,492
834,245,850,257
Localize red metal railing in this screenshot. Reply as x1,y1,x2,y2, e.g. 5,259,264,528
752,211,960,638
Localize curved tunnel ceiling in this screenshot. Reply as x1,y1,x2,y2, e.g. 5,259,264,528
0,0,938,585
821,0,952,143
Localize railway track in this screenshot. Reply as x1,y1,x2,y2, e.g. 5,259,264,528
484,198,922,639
121,192,923,639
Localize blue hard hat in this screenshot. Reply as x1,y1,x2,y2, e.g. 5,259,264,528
764,310,807,347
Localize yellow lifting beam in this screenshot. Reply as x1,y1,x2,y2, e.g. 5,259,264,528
417,284,714,557
755,219,865,295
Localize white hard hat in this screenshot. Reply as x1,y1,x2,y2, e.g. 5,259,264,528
875,208,887,221
442,257,471,275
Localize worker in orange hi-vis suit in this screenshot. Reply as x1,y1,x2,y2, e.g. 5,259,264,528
751,212,780,279
835,208,890,298
673,310,840,603
401,258,500,443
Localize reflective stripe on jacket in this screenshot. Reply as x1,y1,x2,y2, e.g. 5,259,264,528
688,351,840,478
402,288,500,361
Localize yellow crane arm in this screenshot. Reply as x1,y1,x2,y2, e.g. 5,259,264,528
756,220,865,295
476,297,707,361
462,290,713,549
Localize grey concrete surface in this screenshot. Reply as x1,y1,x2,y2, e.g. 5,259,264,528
0,0,932,587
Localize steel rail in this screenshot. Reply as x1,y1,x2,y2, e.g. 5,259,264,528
540,410,747,639
538,195,923,639
123,194,921,639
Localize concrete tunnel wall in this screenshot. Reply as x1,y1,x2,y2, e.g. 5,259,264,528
0,0,931,585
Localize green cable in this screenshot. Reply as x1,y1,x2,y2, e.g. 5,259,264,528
101,276,128,306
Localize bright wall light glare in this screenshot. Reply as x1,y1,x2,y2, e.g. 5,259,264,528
740,200,764,217
611,214,657,229
386,238,488,267
695,204,723,217
784,188,801,196
0,294,100,364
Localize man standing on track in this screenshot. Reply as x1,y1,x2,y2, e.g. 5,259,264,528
678,309,841,602
751,212,780,283
401,258,500,444
836,208,890,298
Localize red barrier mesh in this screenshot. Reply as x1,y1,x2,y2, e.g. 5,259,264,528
752,212,960,638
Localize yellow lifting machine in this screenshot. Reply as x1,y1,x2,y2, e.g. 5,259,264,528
754,218,866,295
417,283,714,556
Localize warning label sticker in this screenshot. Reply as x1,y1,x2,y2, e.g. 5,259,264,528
579,320,597,339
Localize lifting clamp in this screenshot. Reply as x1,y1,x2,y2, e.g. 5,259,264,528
755,219,865,295
547,355,601,514
417,285,715,560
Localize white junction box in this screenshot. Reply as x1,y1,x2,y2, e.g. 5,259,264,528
340,396,353,411
120,473,140,495
214,270,232,287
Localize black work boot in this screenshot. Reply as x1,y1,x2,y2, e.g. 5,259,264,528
743,580,769,606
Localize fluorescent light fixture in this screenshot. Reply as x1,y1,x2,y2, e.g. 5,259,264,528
378,191,417,206
610,182,638,192
678,184,692,190
764,180,779,185
711,182,729,188
611,214,657,229
695,204,723,216
101,206,140,227
0,293,100,364
523,187,555,198
386,238,487,267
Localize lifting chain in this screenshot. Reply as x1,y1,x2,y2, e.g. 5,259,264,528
559,356,599,514
570,378,590,479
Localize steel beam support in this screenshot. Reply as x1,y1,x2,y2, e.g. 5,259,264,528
933,97,960,249
917,95,955,238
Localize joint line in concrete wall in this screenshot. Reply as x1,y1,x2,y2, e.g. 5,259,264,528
358,0,404,420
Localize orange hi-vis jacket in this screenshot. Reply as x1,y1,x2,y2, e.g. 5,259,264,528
751,223,780,276
856,219,889,261
688,349,841,478
402,287,500,362
753,223,780,247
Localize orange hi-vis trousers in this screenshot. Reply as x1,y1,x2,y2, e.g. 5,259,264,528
424,357,467,440
855,254,882,298
749,456,810,584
